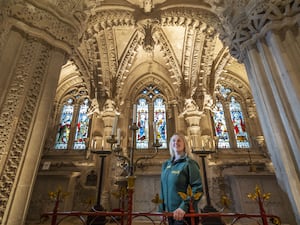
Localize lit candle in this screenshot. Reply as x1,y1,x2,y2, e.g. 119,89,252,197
91,139,95,149
117,128,121,145
101,137,104,150
153,121,157,141
93,140,97,149
111,115,118,135
213,137,216,149
132,104,137,124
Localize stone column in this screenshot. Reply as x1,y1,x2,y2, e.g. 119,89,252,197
182,98,203,149
0,1,85,224
184,111,202,149
210,0,300,222
99,99,119,210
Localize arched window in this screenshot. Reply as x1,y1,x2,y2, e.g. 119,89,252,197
135,85,167,149
213,85,250,149
153,98,167,148
137,98,149,148
229,96,249,148
74,98,90,149
54,96,90,150
213,101,230,148
55,98,74,149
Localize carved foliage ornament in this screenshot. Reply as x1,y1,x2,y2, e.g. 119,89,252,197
6,1,84,48
214,0,300,61
160,7,220,30
87,10,135,32
0,39,49,223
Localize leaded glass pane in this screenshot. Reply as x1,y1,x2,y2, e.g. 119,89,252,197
219,86,231,98
213,102,230,148
154,98,167,148
74,98,90,150
229,97,250,148
136,98,149,149
55,99,74,149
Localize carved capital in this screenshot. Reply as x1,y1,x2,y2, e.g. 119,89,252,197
102,111,117,127
184,112,202,126
4,0,87,54
86,9,135,33
206,0,300,61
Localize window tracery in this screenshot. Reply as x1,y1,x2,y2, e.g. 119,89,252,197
213,85,250,149
55,98,74,149
54,96,90,150
229,96,249,148
213,101,230,148
135,84,167,149
74,98,90,149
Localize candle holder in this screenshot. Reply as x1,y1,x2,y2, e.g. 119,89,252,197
107,119,161,225
135,138,162,169
109,123,162,175
153,138,162,148
192,147,225,225
89,146,112,225
107,134,117,144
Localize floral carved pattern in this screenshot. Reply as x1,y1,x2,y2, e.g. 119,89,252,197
7,2,81,48
215,0,300,61
0,38,49,223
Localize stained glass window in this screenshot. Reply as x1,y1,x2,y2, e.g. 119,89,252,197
229,97,250,148
219,86,231,98
213,101,230,148
214,85,251,149
55,98,74,149
74,98,90,150
135,85,167,149
136,98,149,149
154,98,167,148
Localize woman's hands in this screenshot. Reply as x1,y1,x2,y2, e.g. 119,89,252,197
173,208,186,221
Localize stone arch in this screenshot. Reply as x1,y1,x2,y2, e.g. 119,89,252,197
121,61,177,106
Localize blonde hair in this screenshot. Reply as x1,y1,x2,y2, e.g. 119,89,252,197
168,132,191,158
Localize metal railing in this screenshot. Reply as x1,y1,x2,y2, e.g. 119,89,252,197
41,209,281,225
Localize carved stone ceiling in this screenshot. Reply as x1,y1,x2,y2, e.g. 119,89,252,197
71,0,249,109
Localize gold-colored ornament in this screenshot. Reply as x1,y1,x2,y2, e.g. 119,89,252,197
178,184,203,201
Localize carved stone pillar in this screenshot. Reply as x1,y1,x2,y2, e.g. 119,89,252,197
0,1,85,224
99,99,119,210
184,111,203,149
183,99,203,149
209,0,300,222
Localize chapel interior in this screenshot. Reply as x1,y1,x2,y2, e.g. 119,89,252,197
0,1,300,225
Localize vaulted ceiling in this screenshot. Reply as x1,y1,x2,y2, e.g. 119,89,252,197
63,0,249,111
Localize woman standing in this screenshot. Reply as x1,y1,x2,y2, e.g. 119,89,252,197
159,133,203,225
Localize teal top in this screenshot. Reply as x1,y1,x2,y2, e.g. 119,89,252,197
159,154,203,213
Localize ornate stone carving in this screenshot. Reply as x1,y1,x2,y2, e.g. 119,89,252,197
87,98,101,117
103,99,117,112
183,98,199,113
0,38,50,223
153,27,182,90
125,0,167,13
160,7,220,30
54,0,85,15
206,0,300,61
0,5,12,58
137,19,159,53
115,31,141,99
5,1,85,53
84,9,138,103
87,10,135,31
